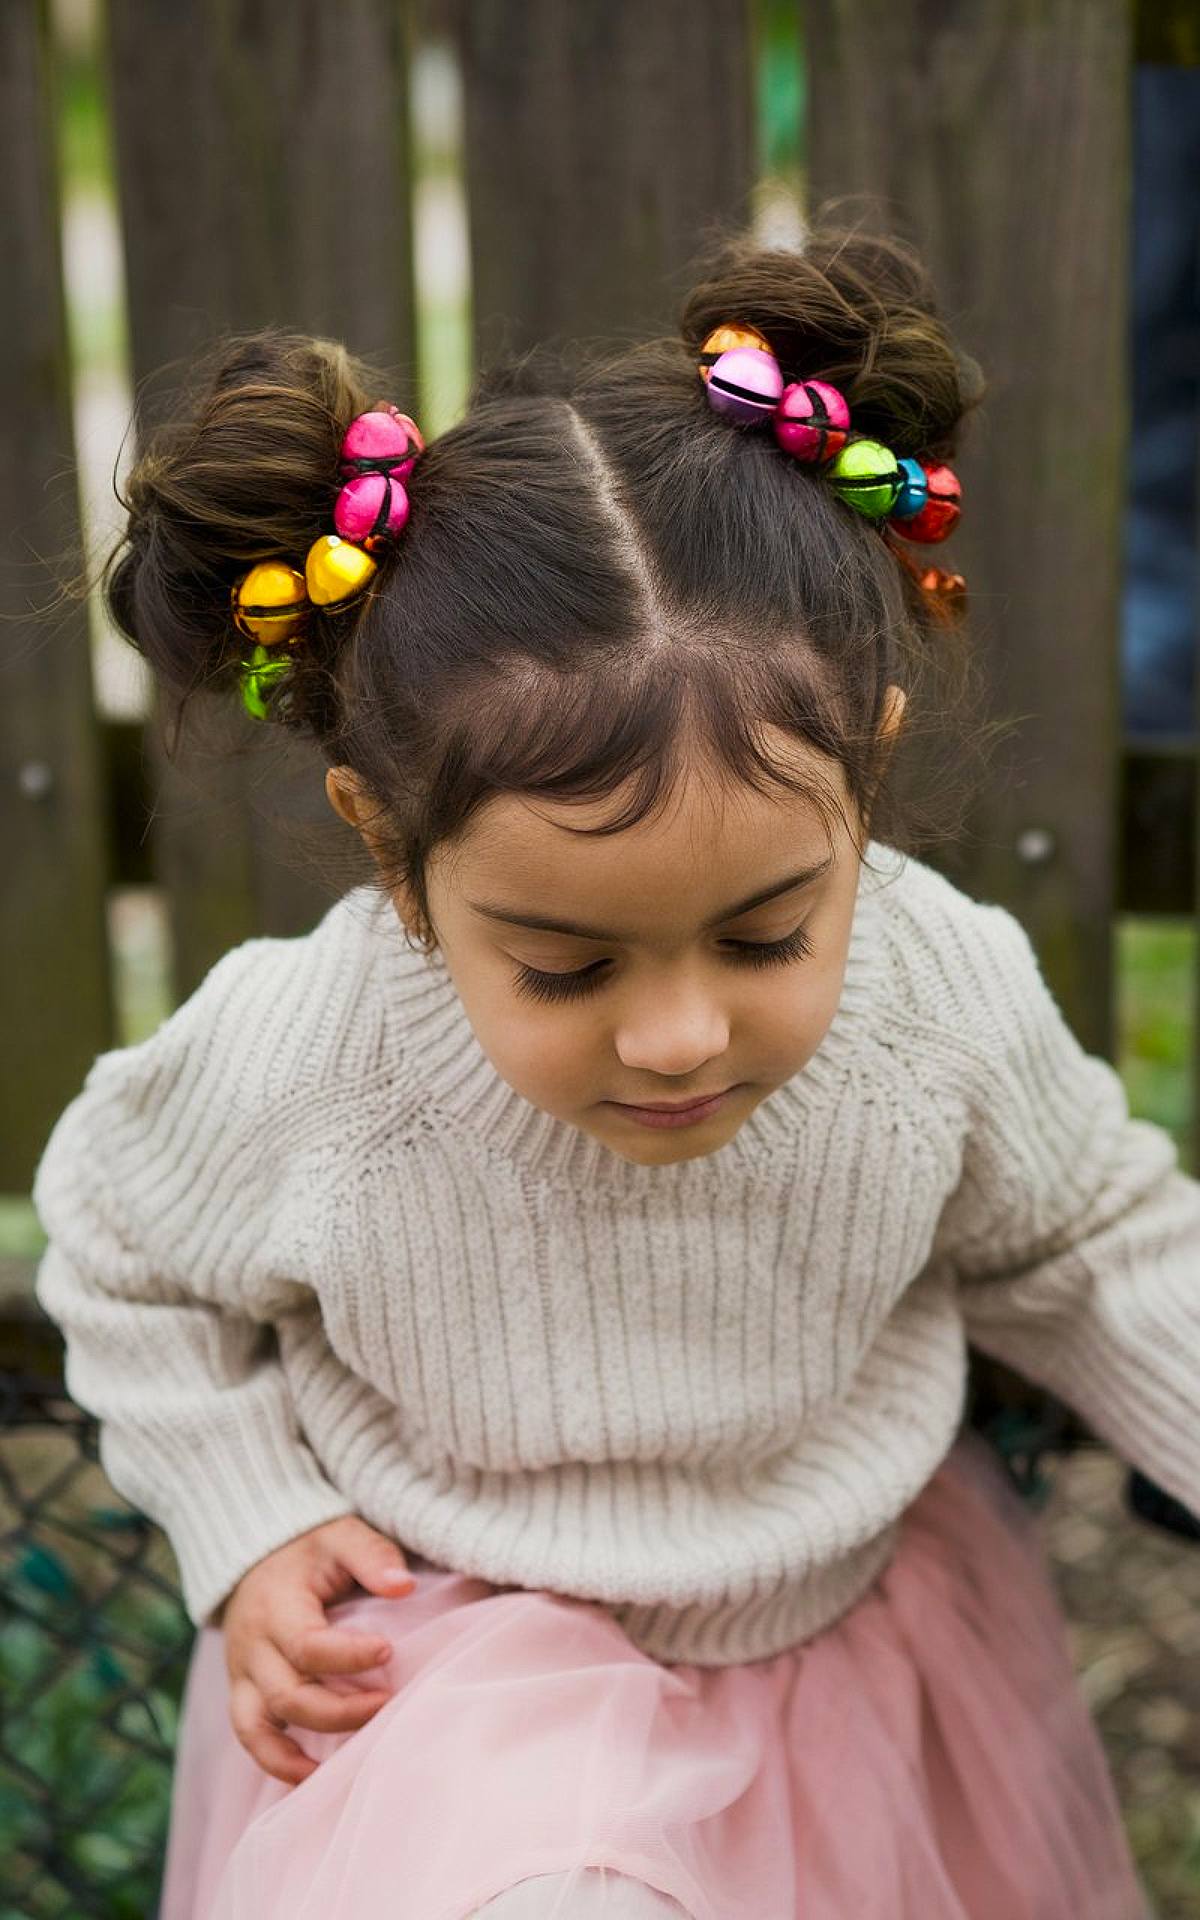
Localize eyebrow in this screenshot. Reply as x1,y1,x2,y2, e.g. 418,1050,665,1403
467,854,835,942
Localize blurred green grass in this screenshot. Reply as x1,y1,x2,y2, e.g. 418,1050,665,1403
57,23,108,194
1117,917,1193,1164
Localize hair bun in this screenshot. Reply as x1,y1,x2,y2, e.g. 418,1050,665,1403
104,329,385,732
679,219,984,462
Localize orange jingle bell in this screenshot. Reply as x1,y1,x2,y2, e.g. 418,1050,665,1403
697,323,772,384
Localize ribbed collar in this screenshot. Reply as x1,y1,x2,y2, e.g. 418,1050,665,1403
359,841,900,1196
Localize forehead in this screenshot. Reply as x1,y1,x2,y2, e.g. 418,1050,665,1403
436,728,852,908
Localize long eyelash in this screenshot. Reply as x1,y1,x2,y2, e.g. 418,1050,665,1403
732,925,815,969
511,924,815,1006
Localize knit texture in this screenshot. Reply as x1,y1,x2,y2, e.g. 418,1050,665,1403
32,843,1200,1662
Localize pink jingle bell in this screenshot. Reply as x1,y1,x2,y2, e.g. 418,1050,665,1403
705,347,784,426
891,461,961,543
339,407,425,486
334,472,411,546
773,381,851,463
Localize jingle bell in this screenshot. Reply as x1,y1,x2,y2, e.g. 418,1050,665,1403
231,561,307,643
826,439,903,519
705,347,784,425
773,381,851,464
890,462,961,543
305,534,378,605
697,324,772,384
334,473,411,547
339,408,424,485
239,642,292,721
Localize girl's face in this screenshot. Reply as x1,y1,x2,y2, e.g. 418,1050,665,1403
330,695,904,1168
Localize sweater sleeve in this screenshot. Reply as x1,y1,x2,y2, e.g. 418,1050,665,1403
31,947,355,1628
935,906,1200,1516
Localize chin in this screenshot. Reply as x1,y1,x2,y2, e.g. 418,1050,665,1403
592,1112,747,1168
628,1137,727,1166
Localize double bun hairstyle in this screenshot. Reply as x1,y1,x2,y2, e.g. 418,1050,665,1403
104,217,991,951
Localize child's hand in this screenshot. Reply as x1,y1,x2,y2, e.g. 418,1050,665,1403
217,1515,416,1785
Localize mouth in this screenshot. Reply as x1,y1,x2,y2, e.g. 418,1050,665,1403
618,1091,731,1112
607,1086,738,1130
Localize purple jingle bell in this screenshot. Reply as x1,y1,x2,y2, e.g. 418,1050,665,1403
773,381,851,463
705,347,784,426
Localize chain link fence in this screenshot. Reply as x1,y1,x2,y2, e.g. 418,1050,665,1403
0,1368,194,1919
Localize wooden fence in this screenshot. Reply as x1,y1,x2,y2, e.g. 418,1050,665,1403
2,0,1196,1202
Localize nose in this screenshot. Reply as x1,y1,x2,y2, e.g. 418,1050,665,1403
612,976,731,1080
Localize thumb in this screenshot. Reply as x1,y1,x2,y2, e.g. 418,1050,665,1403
332,1517,417,1597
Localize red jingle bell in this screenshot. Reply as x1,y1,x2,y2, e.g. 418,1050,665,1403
892,462,961,543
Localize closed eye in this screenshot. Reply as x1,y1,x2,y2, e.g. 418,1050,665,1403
510,923,815,1006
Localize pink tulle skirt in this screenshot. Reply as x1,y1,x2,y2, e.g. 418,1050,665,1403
159,1430,1152,1919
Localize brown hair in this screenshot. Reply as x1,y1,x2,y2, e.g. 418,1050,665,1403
105,217,993,953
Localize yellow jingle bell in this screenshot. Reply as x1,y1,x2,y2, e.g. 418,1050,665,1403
305,533,378,606
230,561,308,643
697,323,772,383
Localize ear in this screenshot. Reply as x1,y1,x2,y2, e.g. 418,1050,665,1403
325,765,366,831
877,684,907,744
325,766,391,864
324,767,436,953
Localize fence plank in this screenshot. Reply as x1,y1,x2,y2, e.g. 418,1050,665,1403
457,0,756,354
1194,465,1199,1177
104,0,419,999
0,0,113,1191
803,0,1130,1056
1136,0,1200,64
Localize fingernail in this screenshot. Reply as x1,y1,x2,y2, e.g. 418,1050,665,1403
381,1571,415,1589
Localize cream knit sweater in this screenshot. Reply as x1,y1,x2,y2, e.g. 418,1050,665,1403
32,843,1200,1664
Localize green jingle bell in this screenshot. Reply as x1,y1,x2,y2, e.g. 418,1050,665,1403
826,438,903,519
239,642,292,721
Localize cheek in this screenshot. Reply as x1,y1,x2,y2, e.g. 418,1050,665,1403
800,924,855,1040
751,935,849,1059
751,978,826,1059
441,940,594,1094
800,967,844,1048
481,999,594,1096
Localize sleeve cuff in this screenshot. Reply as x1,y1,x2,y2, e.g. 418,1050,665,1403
100,1416,357,1628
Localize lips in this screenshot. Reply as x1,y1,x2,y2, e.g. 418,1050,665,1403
619,1091,729,1112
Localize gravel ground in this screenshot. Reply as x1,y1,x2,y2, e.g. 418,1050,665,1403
1039,1447,1200,1917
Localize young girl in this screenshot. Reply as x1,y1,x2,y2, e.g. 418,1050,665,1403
32,224,1193,1920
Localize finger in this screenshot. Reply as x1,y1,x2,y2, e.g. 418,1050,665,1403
278,1681,395,1736
253,1642,394,1736
250,1725,320,1788
327,1517,416,1599
230,1678,317,1787
270,1589,395,1677
284,1622,395,1678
